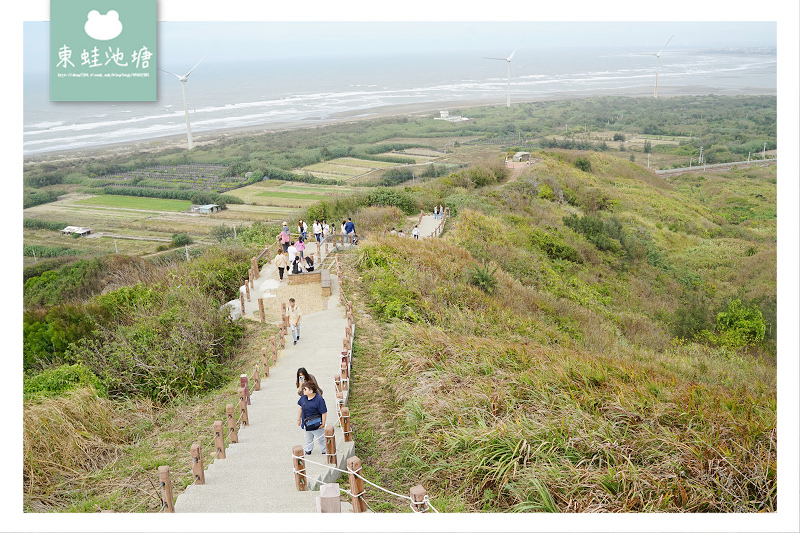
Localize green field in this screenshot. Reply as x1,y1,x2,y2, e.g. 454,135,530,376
75,195,192,212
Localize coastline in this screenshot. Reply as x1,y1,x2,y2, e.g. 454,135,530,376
23,85,776,165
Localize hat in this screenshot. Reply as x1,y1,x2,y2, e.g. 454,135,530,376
282,221,287,225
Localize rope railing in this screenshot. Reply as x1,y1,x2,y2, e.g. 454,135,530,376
291,453,438,513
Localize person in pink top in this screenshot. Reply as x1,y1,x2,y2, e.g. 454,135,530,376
296,237,306,260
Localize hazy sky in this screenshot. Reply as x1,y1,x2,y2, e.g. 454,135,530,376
24,20,777,74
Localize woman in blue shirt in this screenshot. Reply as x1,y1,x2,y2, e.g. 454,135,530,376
297,378,327,455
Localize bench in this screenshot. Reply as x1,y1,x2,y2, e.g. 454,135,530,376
321,269,331,296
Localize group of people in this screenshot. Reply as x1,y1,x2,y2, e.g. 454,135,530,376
388,224,420,239
433,204,445,219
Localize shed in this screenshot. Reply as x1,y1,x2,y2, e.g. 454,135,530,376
190,204,221,214
60,226,94,236
512,152,531,162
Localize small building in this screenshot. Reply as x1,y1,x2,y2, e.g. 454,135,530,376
190,204,221,214
60,226,94,236
512,151,531,163
434,110,470,122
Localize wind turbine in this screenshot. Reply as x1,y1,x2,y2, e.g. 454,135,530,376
160,56,206,149
484,42,521,108
651,36,673,98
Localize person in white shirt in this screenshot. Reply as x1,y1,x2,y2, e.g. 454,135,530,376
412,225,420,239
313,220,322,243
322,220,330,243
287,241,297,272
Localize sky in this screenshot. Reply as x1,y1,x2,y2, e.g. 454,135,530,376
23,20,778,74
6,2,800,533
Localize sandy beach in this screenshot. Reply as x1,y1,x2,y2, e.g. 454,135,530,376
23,85,775,165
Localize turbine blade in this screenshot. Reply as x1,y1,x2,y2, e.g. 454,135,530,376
657,35,673,56
184,55,208,78
483,57,508,61
158,68,182,79
508,38,523,61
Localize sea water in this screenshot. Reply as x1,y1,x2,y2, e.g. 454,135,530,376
23,46,776,155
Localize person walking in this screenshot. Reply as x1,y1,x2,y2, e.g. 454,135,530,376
313,220,322,243
296,238,306,260
288,297,302,345
279,222,291,252
344,217,356,245
274,250,288,280
412,224,420,239
297,378,327,455
298,219,308,241
322,220,330,243
433,205,439,219
340,220,347,245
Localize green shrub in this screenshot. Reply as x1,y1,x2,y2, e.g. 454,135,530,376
527,228,582,263
366,189,418,215
72,285,244,403
574,157,592,173
711,298,766,348
563,214,622,253
468,262,499,294
171,233,192,247
24,364,106,399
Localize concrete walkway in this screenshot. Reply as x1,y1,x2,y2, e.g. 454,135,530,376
175,243,356,513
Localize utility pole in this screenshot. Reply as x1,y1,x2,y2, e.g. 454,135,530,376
699,146,704,166
762,142,766,160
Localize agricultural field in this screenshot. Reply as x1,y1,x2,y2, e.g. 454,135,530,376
296,157,398,181
232,180,361,208
74,195,192,212
99,164,246,192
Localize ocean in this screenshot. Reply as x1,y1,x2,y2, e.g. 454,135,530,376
23,46,776,156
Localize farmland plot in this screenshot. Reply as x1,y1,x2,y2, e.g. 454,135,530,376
99,164,246,192
298,157,397,181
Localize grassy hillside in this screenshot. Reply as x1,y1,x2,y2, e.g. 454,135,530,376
344,151,776,512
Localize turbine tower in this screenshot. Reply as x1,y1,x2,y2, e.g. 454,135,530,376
484,43,520,108
160,56,206,149
652,36,673,98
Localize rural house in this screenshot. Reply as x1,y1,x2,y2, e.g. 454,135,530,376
190,204,221,214
60,226,94,236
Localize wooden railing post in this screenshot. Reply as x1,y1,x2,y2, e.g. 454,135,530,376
340,407,352,442
258,298,265,323
158,466,174,513
253,364,261,391
214,420,226,459
347,456,367,513
410,485,428,512
262,347,270,377
340,360,349,391
226,404,239,443
292,445,307,491
239,291,245,316
191,443,205,485
240,374,251,405
334,374,341,394
245,281,250,302
238,387,249,426
324,424,336,465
